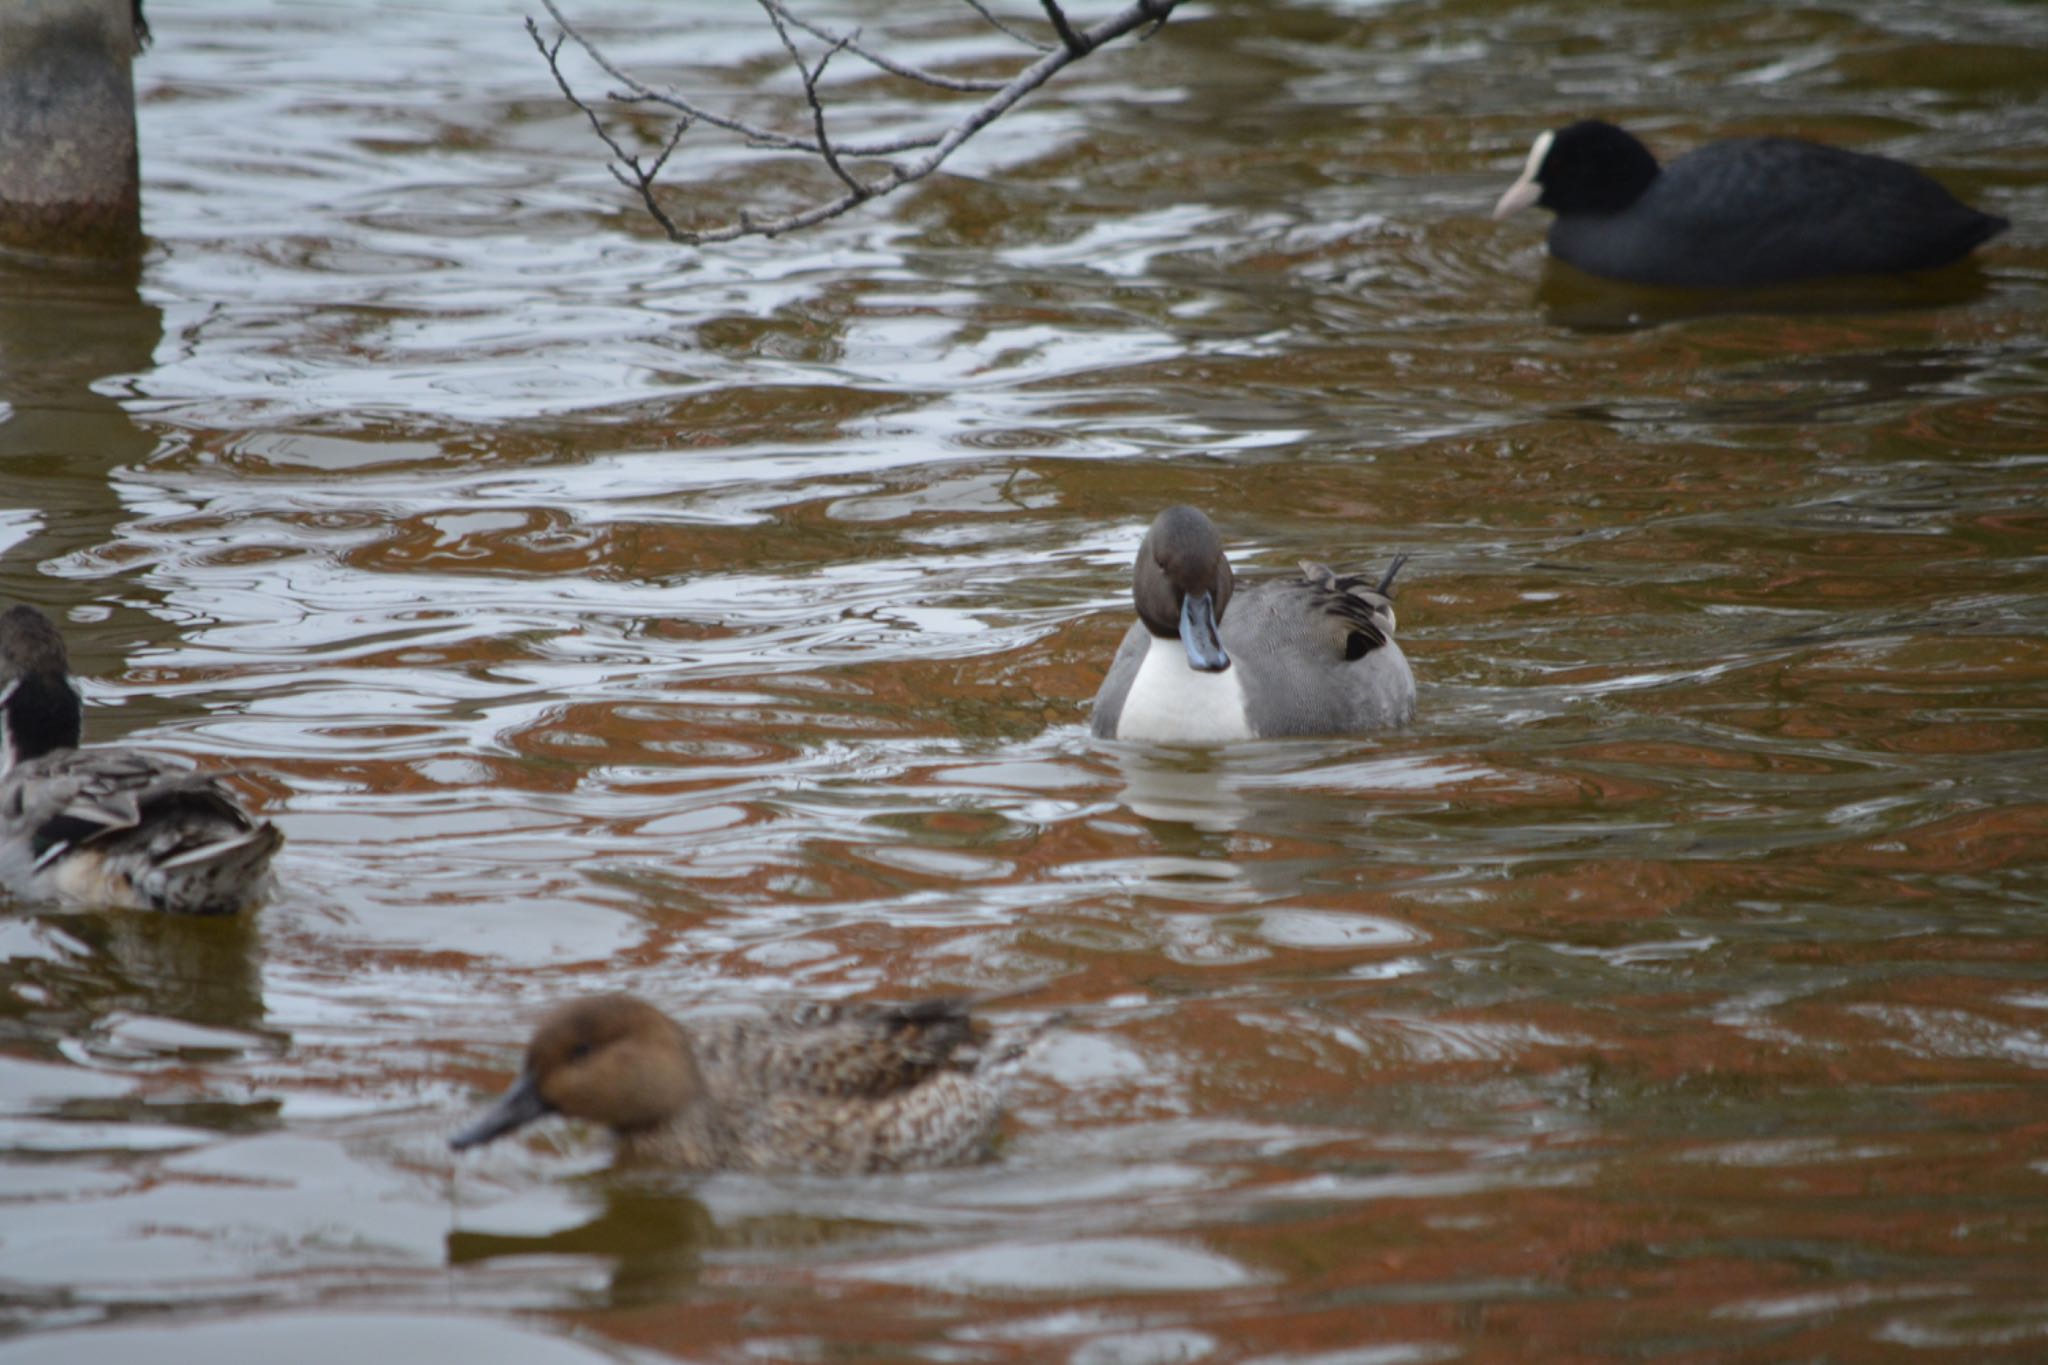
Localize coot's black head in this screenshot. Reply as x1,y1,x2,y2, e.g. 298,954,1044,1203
1494,120,1662,219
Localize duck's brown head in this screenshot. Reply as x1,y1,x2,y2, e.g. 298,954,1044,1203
451,995,701,1151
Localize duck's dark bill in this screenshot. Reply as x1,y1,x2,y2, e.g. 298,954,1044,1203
450,1073,551,1151
1178,591,1230,672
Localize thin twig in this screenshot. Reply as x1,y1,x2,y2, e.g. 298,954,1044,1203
958,0,1055,51
542,0,945,158
764,0,1009,92
610,90,945,157
527,18,688,239
757,0,866,197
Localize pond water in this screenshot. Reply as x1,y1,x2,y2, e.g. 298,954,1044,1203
3,0,2047,1359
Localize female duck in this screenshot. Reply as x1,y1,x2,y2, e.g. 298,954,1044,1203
0,605,281,914
1493,119,2007,288
450,991,1057,1173
1092,506,1414,743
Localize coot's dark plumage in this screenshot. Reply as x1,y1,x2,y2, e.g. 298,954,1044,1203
1493,120,2008,288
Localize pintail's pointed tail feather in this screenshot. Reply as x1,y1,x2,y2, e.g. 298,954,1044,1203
158,821,284,872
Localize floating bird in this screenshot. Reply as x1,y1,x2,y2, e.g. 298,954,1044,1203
0,605,280,914
450,990,1058,1173
1092,506,1414,742
1493,119,2008,288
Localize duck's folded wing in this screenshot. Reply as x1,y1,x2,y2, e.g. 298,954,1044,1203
695,997,988,1101
5,749,264,869
1296,560,1395,661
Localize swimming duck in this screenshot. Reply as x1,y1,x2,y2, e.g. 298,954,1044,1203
1091,506,1414,743
449,991,1057,1173
0,605,281,914
1493,119,2009,288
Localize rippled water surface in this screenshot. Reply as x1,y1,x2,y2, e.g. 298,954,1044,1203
4,0,2048,1358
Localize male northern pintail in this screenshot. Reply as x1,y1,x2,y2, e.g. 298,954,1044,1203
1092,506,1414,743
450,990,1058,1173
0,605,281,914
1494,120,2008,288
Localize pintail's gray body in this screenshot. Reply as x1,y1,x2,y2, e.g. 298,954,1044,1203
1092,507,1415,743
0,605,280,915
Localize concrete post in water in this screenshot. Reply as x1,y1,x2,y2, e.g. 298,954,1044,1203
0,0,144,256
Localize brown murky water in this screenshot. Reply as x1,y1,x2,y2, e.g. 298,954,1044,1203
3,0,2047,1359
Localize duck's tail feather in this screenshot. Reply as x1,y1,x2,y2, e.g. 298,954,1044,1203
158,822,282,872
145,821,284,913
887,975,1064,1026
979,1010,1067,1084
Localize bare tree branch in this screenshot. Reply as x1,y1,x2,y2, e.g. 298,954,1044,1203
540,0,946,158
530,0,1185,246
1040,1,1091,57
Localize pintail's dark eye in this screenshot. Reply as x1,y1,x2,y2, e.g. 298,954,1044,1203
569,1042,594,1062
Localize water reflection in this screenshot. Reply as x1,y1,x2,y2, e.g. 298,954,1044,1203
0,1310,662,1365
0,909,269,1041
0,256,162,627
0,0,2042,1357
448,1180,714,1308
1532,256,1999,332
1111,745,1258,832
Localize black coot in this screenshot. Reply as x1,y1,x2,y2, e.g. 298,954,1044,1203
1493,120,2008,288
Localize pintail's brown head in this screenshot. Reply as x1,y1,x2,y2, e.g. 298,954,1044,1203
1131,506,1234,673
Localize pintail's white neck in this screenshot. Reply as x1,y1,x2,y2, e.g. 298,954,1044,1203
0,678,20,775
1115,634,1253,743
